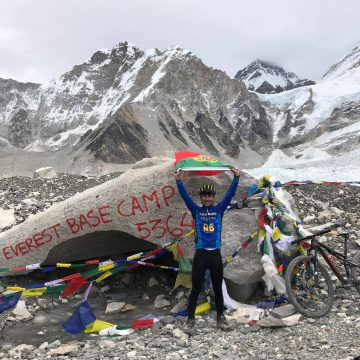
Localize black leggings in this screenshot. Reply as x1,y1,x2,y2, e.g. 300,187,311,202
187,249,224,319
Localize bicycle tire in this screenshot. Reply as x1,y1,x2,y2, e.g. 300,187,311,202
351,251,360,295
285,255,334,318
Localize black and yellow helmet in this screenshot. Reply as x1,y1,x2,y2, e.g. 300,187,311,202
199,184,216,195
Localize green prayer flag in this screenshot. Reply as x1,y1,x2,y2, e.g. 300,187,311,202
44,285,66,295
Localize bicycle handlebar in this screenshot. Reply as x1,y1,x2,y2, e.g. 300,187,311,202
292,219,347,244
297,227,333,241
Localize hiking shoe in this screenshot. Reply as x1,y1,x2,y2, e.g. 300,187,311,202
217,315,232,331
183,318,195,336
185,318,195,328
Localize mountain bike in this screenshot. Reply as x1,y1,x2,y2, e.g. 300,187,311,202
284,224,360,318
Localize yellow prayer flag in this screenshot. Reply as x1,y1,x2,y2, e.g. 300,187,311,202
127,252,143,261
168,244,179,261
184,229,195,237
258,229,266,240
173,272,191,289
85,320,114,333
98,263,115,272
195,302,211,315
271,227,283,241
22,288,47,296
298,243,307,255
7,287,25,292
95,271,113,283
56,263,71,268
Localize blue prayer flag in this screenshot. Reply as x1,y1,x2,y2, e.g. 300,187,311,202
247,183,259,197
0,292,22,314
63,300,96,334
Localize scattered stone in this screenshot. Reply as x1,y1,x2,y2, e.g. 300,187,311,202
337,313,347,318
39,342,49,350
8,344,35,357
318,210,333,221
147,276,160,287
173,328,189,340
100,285,111,293
48,340,61,349
11,300,33,322
170,298,188,313
329,207,345,216
154,294,171,308
258,314,301,327
121,304,137,312
303,215,316,223
105,302,125,314
270,304,297,318
50,344,78,355
127,350,137,358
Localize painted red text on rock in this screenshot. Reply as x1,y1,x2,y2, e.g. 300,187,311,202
117,185,175,217
2,223,61,260
134,210,194,240
66,205,112,234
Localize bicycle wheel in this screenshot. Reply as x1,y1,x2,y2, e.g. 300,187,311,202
285,255,334,318
351,251,360,295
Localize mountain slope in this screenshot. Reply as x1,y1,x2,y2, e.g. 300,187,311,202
235,60,315,94
0,42,272,169
0,78,41,149
256,43,360,175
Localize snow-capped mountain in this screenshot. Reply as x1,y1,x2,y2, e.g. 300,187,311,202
235,60,315,94
1,41,360,180
0,42,272,168
246,44,360,182
0,78,41,149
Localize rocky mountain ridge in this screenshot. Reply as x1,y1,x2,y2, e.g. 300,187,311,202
0,42,272,170
234,60,315,94
1,42,360,177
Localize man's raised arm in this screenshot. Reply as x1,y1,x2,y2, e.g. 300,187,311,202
218,167,240,213
175,170,198,214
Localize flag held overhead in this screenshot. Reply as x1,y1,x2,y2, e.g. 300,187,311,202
174,151,231,176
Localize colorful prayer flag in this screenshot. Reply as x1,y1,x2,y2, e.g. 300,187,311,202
0,291,21,314
61,276,88,298
174,151,231,176
63,300,96,334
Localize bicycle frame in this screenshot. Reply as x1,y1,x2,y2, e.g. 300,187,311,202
307,233,360,286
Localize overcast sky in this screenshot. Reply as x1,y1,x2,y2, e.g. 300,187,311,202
1,0,360,84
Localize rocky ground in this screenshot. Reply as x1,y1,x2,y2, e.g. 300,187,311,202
0,174,360,360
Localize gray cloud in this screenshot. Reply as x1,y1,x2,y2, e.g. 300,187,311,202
0,0,359,83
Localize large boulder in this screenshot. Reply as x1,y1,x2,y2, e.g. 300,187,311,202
0,158,266,291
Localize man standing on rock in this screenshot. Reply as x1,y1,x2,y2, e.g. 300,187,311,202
175,167,240,330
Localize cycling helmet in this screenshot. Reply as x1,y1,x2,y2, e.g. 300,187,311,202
199,184,216,195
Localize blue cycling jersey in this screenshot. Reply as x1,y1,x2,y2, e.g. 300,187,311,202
176,177,239,249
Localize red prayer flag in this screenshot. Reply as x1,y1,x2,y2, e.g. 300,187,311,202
132,319,155,329
61,276,88,298
62,273,82,281
86,260,100,265
241,241,249,249
12,266,26,272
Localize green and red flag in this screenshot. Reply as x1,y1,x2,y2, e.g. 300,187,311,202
174,151,231,176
